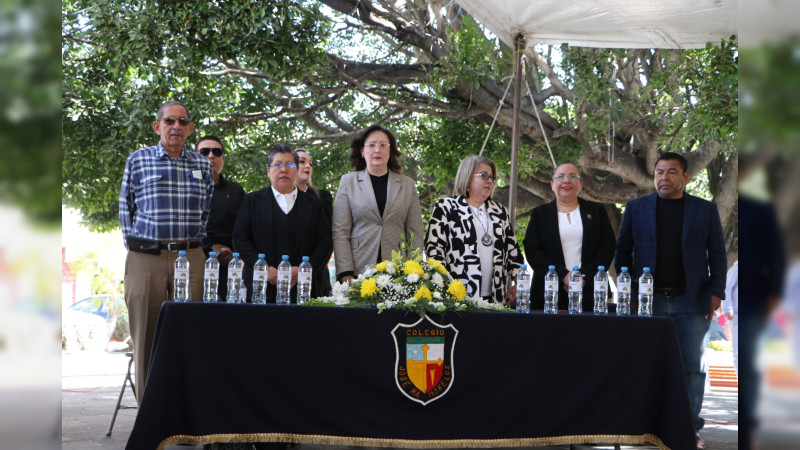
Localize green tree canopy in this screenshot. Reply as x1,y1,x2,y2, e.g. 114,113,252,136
62,0,738,261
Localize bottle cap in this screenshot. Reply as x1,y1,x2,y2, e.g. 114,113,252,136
302,256,309,261
258,253,265,258
209,251,216,257
598,266,604,271
520,264,527,270
572,265,579,270
643,267,650,272
179,250,186,256
233,252,239,257
621,266,628,271
548,265,556,270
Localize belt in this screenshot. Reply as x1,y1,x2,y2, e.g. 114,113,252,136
160,241,202,252
654,286,685,297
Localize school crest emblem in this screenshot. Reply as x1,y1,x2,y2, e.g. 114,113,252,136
391,315,458,405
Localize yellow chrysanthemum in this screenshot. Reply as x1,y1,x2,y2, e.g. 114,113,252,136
414,286,433,301
447,280,467,302
375,261,389,272
403,260,425,277
426,258,448,275
360,278,379,297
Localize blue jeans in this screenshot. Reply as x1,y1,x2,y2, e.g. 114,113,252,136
653,293,711,431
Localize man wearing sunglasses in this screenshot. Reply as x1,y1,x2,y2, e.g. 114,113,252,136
119,101,214,404
197,135,245,301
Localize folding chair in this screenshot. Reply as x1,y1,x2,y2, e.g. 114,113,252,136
106,352,137,436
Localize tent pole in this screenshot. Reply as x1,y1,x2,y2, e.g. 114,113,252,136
509,34,525,232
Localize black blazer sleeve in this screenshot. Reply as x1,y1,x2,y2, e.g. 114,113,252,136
580,200,616,274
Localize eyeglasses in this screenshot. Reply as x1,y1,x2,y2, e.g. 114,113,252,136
270,162,298,169
553,174,581,181
473,172,496,182
365,142,390,150
162,117,192,126
198,147,223,157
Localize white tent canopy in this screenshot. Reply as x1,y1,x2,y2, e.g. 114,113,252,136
456,0,737,50
454,0,737,224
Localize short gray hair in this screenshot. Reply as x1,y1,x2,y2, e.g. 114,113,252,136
452,155,497,198
156,101,189,121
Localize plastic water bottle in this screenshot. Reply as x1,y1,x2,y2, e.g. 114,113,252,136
593,266,609,315
544,265,559,314
252,254,268,304
277,255,292,305
568,266,583,315
616,267,631,316
297,256,313,305
174,251,190,302
638,267,654,317
515,264,531,314
227,253,244,303
202,251,220,303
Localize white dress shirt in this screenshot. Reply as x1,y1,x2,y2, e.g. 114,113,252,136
558,205,583,271
271,186,298,214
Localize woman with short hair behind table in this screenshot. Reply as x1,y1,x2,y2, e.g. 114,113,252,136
522,162,615,312
332,125,424,283
425,155,524,305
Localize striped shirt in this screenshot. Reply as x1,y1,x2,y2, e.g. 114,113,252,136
119,142,214,245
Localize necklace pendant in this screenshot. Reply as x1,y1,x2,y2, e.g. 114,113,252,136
481,233,493,246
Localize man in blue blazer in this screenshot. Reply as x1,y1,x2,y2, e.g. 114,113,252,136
615,152,727,449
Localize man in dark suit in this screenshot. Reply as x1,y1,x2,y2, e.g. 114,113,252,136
233,144,332,302
737,155,785,449
615,152,727,449
198,135,245,301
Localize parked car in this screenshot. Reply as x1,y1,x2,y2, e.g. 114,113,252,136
62,295,130,351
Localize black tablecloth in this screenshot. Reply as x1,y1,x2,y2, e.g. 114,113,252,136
127,303,694,449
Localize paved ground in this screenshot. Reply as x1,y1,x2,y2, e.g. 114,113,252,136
62,350,739,449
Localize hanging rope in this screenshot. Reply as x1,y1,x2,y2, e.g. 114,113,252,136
522,61,556,168
479,75,514,156
609,64,618,164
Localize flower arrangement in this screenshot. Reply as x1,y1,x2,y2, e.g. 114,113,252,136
305,234,513,318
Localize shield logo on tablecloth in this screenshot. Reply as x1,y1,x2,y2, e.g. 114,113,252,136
392,315,458,405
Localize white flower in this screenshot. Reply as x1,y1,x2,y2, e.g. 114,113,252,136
332,282,350,298
386,262,397,275
424,272,431,280
431,273,444,288
404,297,417,306
406,273,420,283
362,267,377,278
433,291,442,300
430,301,446,311
376,274,393,289
334,297,351,306
469,296,494,309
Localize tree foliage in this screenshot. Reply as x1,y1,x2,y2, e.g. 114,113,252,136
62,0,738,261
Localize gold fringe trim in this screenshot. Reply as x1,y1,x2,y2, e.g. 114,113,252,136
159,432,670,450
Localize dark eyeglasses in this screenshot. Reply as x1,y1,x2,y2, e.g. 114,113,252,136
198,147,224,157
553,174,581,181
162,116,192,126
270,162,297,169
473,172,496,182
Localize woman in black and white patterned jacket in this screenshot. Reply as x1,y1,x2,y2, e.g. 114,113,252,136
425,156,525,305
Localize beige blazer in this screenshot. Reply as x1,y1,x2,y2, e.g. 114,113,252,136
332,170,424,277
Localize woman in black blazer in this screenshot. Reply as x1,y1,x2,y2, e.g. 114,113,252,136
296,148,334,296
522,162,615,312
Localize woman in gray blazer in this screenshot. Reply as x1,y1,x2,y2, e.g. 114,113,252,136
332,125,424,282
